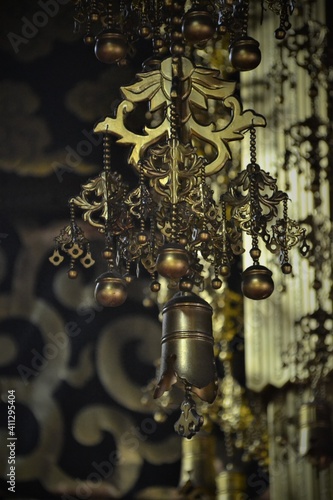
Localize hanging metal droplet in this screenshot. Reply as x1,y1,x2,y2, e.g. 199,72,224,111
156,243,190,280
242,265,274,300
94,271,127,307
94,30,127,64
182,8,216,45
229,36,261,71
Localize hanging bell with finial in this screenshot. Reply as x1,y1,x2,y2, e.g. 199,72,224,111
154,292,218,404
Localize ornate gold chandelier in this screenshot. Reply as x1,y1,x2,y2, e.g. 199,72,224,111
50,0,307,437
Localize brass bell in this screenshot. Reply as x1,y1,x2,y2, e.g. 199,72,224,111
299,401,333,470
182,9,216,45
94,30,127,64
156,243,190,280
216,471,247,500
229,36,261,71
94,271,127,307
178,432,216,495
241,264,274,300
154,292,218,403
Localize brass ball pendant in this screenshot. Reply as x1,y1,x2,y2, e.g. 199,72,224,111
242,265,274,300
84,34,95,46
94,31,127,64
229,36,261,71
94,272,127,307
156,244,190,280
68,269,78,279
182,9,216,45
212,277,222,289
179,276,193,291
150,280,161,292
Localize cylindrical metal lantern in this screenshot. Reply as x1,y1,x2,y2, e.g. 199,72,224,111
154,292,218,404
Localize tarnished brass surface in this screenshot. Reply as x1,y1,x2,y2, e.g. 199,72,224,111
94,271,128,307
154,292,217,404
241,265,274,300
229,36,261,72
94,56,265,175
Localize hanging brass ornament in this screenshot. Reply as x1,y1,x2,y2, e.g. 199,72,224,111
94,30,128,64
229,36,262,71
182,7,216,45
241,264,274,300
94,271,128,307
154,292,217,404
156,244,190,280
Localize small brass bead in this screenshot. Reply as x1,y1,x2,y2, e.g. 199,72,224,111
250,247,261,260
281,262,292,275
172,15,183,25
217,24,228,35
84,34,95,45
179,236,188,246
170,42,185,56
139,25,152,38
137,232,148,244
153,37,164,49
102,247,113,260
179,277,193,291
212,277,222,289
68,269,78,279
220,265,231,277
199,230,210,242
150,280,161,292
172,2,184,12
89,12,99,23
171,30,183,41
274,28,286,40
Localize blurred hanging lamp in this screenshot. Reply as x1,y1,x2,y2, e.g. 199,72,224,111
50,0,306,437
